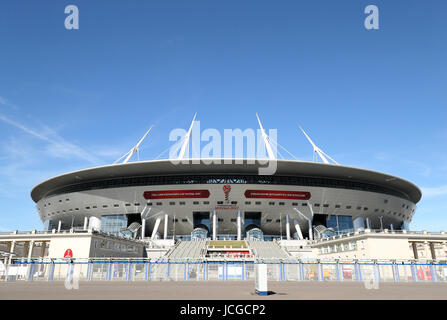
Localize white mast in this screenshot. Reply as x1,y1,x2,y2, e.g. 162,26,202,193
256,113,276,160
114,126,153,164
177,113,197,160
299,126,338,165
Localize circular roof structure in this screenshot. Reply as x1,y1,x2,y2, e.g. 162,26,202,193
31,159,422,204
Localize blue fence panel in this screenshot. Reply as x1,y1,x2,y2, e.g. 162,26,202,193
4,261,447,283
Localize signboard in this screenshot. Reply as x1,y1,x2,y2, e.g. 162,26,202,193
63,249,73,261
143,190,210,199
245,190,311,200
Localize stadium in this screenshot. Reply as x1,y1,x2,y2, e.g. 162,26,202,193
30,116,422,243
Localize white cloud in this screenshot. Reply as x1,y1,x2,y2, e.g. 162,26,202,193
0,96,19,110
0,114,101,164
421,185,447,197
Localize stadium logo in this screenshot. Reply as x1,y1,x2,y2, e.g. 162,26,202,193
223,184,231,201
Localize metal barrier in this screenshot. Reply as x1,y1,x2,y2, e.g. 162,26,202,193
2,260,447,283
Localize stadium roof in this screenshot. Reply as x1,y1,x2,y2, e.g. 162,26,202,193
31,159,422,204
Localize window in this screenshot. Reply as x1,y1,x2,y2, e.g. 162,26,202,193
314,203,320,207
279,202,285,206
156,202,162,206
302,203,308,206
231,218,236,222
231,201,237,204
275,219,280,223
269,202,275,205
323,204,329,208
125,203,131,207
266,219,272,223
255,201,261,205
218,218,223,222
103,205,108,208
203,201,209,205
217,201,223,205
346,206,352,209
101,215,127,235
181,219,188,222
193,201,199,205
292,203,298,206
134,203,140,206
114,204,119,207
85,206,90,209
147,202,153,206
326,215,354,234
179,202,185,205
245,201,251,205
169,202,175,205
335,204,341,208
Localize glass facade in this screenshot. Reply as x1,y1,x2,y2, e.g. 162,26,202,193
101,215,127,235
246,228,264,241
191,228,208,240
193,212,210,232
326,215,354,234
43,220,57,231
244,212,261,233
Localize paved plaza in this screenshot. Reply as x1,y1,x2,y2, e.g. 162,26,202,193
1,281,447,300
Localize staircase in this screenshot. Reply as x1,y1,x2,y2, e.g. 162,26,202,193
166,239,208,261
248,240,290,260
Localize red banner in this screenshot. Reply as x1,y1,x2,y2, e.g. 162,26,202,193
144,190,210,199
244,190,311,200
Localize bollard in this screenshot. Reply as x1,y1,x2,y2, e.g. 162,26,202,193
255,264,268,295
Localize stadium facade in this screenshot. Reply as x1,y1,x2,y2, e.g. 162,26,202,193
30,116,422,242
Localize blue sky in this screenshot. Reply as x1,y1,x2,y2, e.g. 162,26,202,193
0,0,446,231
